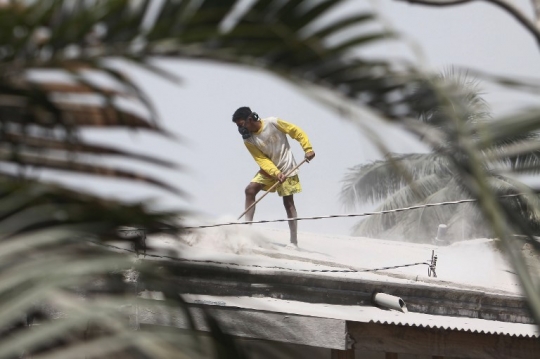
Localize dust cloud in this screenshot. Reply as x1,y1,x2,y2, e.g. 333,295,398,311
181,215,276,254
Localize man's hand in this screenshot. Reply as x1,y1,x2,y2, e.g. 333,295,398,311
277,173,287,183
305,151,315,162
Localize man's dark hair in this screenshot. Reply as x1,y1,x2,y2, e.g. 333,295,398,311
232,106,252,122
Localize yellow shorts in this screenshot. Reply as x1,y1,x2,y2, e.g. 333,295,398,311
251,172,302,197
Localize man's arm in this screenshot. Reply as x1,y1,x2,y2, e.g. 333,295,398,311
245,142,281,177
276,119,315,161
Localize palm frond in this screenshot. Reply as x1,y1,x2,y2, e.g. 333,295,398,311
341,69,540,242
466,107,540,174
1,132,178,167
480,130,540,168
475,108,540,150
351,173,452,237
0,177,241,358
411,68,491,132
490,176,540,226
341,153,453,207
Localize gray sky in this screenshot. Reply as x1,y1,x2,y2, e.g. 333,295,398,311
43,0,540,236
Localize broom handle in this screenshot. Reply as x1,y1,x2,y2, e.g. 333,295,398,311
237,158,309,221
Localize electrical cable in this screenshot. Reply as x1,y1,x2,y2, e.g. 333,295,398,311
90,242,437,276
183,194,524,230
111,194,527,276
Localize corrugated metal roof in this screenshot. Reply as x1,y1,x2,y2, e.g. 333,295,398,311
182,294,539,338
364,308,539,338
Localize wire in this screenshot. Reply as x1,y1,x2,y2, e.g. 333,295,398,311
183,194,524,230
110,194,526,276
89,240,435,274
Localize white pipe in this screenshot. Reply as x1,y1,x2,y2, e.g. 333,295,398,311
372,293,408,313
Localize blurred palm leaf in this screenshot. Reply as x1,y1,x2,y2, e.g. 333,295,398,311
0,0,429,190
0,178,216,358
10,0,540,355
0,177,253,358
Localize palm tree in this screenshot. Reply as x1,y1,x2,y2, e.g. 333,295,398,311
341,71,540,242
0,0,434,357
3,0,540,354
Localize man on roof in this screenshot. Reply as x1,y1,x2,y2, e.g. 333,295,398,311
232,106,315,248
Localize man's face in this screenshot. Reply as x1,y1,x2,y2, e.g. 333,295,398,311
234,117,257,132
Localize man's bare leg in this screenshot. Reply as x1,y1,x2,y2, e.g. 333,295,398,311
244,182,264,221
283,195,298,245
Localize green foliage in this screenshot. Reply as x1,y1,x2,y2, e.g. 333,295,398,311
0,0,437,357
2,0,540,353
0,178,204,358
